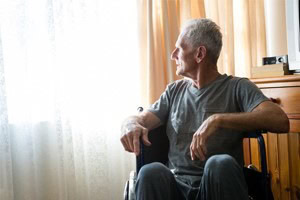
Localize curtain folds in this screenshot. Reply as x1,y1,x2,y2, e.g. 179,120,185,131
0,30,14,200
138,0,267,105
0,0,139,199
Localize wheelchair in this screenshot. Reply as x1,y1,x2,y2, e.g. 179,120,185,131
124,109,274,200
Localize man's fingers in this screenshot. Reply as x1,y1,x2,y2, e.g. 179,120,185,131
195,144,205,161
200,141,207,155
196,136,206,161
133,134,140,155
190,142,196,160
190,148,195,161
192,145,205,161
192,143,202,160
198,137,207,155
120,138,131,152
120,124,146,155
142,128,151,146
190,136,206,161
126,135,134,152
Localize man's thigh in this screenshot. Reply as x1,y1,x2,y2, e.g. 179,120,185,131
198,154,248,200
136,162,185,200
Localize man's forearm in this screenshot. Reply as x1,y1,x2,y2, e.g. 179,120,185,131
122,115,144,126
121,111,161,131
213,102,289,133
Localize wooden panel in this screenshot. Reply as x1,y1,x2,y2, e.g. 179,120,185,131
267,133,281,200
252,75,300,88
251,75,300,84
256,82,300,88
250,138,260,170
243,138,251,166
278,134,291,200
260,87,300,115
288,132,300,200
290,119,300,133
263,133,269,170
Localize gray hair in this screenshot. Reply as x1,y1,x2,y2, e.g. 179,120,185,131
182,18,222,63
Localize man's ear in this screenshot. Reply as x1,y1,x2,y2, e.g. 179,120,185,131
195,46,207,63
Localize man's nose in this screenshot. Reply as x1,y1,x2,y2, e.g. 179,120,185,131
170,49,177,60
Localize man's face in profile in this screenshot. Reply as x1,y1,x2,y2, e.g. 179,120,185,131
170,32,198,78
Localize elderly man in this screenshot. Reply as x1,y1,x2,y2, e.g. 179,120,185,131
120,18,289,200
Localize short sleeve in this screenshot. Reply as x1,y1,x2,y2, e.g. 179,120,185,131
235,78,270,112
147,83,175,124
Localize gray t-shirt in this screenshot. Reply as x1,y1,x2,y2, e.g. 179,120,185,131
148,74,269,185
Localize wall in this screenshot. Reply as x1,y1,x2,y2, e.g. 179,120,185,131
264,0,288,56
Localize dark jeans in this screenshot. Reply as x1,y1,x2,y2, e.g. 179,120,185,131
135,154,249,200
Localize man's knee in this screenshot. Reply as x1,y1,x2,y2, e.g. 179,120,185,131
138,162,170,182
136,162,181,200
202,155,248,200
204,154,238,176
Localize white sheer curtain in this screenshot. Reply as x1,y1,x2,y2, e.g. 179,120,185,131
0,0,139,199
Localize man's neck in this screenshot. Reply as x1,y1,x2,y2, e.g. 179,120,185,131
192,64,221,89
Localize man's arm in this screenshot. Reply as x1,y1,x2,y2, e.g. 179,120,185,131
190,101,290,161
214,100,290,133
120,111,162,156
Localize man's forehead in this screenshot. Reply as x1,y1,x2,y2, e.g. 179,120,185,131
176,32,188,47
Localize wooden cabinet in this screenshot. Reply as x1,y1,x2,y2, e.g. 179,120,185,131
246,75,300,200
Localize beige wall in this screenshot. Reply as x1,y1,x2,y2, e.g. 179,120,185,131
264,0,288,56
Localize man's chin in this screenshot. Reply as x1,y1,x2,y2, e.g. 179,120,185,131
176,70,185,77
176,68,183,76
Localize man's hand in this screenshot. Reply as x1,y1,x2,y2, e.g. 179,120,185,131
190,115,219,161
120,120,151,156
